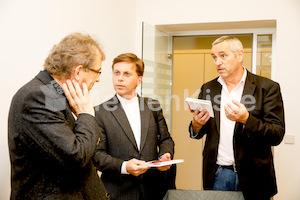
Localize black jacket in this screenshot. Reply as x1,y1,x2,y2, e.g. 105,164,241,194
93,95,174,200
8,70,108,200
190,71,285,199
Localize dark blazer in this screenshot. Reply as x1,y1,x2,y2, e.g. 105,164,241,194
190,71,285,199
93,95,174,200
8,70,108,200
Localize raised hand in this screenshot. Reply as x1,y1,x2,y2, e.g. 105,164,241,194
224,100,249,124
62,79,95,116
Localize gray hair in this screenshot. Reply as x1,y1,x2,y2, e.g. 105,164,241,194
44,32,105,78
212,36,243,54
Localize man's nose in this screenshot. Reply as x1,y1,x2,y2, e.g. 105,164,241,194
118,74,124,81
214,57,222,66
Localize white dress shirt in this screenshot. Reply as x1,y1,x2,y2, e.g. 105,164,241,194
216,67,247,166
117,94,141,174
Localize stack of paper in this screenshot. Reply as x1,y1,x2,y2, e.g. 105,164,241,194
185,97,214,118
144,159,184,167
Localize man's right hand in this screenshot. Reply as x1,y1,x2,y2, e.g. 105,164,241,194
126,158,150,177
192,108,210,134
62,79,95,117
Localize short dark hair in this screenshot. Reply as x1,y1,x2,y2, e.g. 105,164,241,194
44,32,105,78
112,53,144,76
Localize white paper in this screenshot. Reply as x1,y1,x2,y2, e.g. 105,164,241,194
144,159,184,167
185,97,214,118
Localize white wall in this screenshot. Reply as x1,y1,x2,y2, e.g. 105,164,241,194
0,0,137,199
1,0,299,199
136,0,300,199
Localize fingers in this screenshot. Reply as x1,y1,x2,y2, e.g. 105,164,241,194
64,80,81,110
62,81,72,103
203,112,211,122
225,102,249,124
62,80,77,109
126,159,150,176
157,153,172,171
224,104,237,120
193,109,202,119
72,80,84,99
62,79,94,116
82,82,89,97
193,109,210,125
157,164,171,171
193,108,200,115
159,153,171,161
191,109,210,134
232,99,240,107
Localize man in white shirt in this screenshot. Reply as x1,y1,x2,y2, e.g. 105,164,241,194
93,53,175,200
190,36,285,200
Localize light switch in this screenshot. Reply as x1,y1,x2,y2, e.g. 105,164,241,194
285,135,295,144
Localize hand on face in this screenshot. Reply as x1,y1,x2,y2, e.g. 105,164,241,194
224,100,249,124
76,65,101,91
62,79,95,116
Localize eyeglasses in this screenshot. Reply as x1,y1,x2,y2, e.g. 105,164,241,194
86,68,102,76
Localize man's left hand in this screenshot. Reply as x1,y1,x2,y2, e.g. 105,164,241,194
62,80,94,117
224,100,249,124
157,153,172,171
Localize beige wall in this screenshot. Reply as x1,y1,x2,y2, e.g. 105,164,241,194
136,1,300,200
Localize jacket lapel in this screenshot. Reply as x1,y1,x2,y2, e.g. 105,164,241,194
109,95,139,150
139,96,150,152
241,71,256,102
211,81,222,136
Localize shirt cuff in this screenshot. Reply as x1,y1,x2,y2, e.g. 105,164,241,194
190,125,198,138
121,161,129,174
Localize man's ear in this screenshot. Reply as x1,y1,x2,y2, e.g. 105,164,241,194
238,50,244,63
137,76,143,86
73,65,83,82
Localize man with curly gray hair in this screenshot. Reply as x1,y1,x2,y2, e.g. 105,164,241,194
8,32,109,200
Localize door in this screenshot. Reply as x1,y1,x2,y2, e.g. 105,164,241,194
172,52,205,190
141,22,172,129
141,26,275,190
